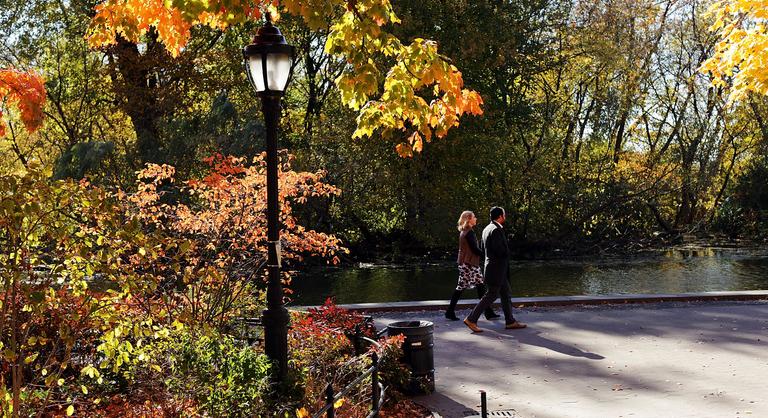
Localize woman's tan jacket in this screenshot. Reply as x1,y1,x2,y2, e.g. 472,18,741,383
457,229,483,266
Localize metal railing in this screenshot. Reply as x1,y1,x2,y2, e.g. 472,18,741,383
311,327,388,418
238,314,389,417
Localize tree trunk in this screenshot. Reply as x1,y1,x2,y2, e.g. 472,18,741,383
613,108,629,164
111,36,162,165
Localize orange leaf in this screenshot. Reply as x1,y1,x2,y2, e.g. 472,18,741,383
395,143,413,157
0,68,47,136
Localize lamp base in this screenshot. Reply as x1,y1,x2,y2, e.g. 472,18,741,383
262,306,290,380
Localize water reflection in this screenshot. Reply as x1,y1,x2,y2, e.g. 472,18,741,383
290,249,768,305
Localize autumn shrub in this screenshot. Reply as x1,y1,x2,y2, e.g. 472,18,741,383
160,330,272,417
370,335,410,395
1,154,346,416
123,154,345,331
0,165,153,417
287,307,355,412
289,299,410,417
303,297,376,338
0,157,414,418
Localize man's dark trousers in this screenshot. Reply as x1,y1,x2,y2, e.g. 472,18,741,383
467,279,515,323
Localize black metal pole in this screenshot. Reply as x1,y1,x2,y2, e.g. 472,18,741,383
260,94,289,382
353,325,362,356
480,390,488,418
326,384,335,418
371,352,380,415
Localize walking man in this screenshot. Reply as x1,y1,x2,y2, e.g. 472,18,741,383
463,207,527,332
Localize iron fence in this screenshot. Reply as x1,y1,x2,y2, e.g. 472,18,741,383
311,327,389,418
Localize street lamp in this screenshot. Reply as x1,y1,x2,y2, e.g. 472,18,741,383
243,17,296,381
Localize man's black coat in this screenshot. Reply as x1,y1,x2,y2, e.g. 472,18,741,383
481,221,509,286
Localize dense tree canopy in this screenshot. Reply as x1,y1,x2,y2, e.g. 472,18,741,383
2,0,768,252
87,0,484,157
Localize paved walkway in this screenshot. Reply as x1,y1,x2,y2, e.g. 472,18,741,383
371,300,768,418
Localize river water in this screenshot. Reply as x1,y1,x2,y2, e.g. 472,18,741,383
289,248,768,306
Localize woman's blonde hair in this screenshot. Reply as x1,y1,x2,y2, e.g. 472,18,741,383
457,210,475,232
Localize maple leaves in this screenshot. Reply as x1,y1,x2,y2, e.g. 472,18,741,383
0,69,46,137
86,0,484,157
88,0,264,57
702,0,768,101
340,34,484,156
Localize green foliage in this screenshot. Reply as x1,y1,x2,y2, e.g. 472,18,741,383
0,163,153,416
53,141,115,180
712,197,745,238
164,331,273,417
284,0,768,251
159,91,267,177
6,0,768,264
727,156,768,237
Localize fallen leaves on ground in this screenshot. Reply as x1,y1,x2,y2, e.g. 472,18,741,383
380,399,433,417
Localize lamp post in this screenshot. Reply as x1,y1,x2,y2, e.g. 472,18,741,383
243,17,295,382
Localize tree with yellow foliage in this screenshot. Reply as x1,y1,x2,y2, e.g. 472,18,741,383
702,0,768,101
87,0,483,157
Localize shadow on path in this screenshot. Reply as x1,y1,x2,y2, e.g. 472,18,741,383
490,329,605,360
414,391,479,418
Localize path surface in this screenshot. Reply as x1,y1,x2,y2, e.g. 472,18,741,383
371,301,768,418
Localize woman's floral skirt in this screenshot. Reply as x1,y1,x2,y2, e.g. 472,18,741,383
456,263,484,290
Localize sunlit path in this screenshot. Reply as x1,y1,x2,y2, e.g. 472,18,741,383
374,301,768,418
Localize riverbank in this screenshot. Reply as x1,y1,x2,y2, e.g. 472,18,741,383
326,290,768,312
314,233,768,268
290,248,768,306
372,300,768,418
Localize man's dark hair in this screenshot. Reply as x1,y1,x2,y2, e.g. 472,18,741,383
490,206,505,221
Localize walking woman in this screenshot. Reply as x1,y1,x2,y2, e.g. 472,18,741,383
446,211,500,320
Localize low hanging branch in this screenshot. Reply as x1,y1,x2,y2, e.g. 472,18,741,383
86,0,483,157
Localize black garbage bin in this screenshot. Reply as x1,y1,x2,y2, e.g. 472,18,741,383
387,320,434,394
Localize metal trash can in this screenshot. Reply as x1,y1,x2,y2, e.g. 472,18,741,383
387,320,435,394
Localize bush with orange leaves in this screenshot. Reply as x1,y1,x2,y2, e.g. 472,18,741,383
117,152,347,332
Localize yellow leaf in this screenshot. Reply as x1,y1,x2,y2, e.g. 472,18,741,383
333,398,345,409
409,132,423,153
296,407,309,418
66,405,74,416
81,385,88,395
